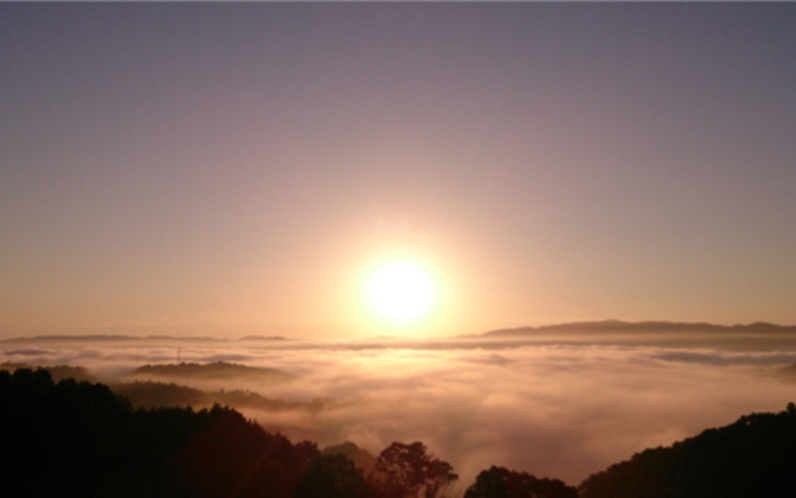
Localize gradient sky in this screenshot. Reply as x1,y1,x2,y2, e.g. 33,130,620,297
2,3,795,339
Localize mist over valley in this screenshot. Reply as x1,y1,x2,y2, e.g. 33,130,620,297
5,320,796,488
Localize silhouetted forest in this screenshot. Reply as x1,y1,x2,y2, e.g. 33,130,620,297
1,361,97,382
578,403,796,498
465,466,577,498
3,367,796,497
1,368,465,498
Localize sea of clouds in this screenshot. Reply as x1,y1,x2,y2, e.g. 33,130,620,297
3,336,796,490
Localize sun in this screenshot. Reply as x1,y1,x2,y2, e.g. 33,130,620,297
366,261,436,323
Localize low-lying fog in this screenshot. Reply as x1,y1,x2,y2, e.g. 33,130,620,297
4,332,796,488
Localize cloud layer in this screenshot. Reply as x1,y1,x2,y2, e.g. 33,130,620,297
3,337,796,488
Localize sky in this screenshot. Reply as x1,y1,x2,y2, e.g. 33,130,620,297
2,3,796,340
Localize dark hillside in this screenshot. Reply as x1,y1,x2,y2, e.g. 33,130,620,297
0,368,360,498
0,362,96,382
578,403,796,498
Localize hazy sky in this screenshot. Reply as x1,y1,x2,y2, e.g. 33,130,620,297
2,4,795,339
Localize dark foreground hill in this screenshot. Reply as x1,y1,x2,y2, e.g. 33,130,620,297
0,368,467,498
578,403,796,498
0,368,358,498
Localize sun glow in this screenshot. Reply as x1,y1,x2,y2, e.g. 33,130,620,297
366,261,436,323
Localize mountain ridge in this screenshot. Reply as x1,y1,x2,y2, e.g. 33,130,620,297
0,334,290,343
3,320,796,344
481,320,796,337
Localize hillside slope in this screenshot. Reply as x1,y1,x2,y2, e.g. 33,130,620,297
579,403,796,498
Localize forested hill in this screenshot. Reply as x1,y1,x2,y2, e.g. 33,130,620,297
578,404,796,498
4,367,796,498
1,368,327,497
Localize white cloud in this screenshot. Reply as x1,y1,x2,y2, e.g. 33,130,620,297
2,337,796,487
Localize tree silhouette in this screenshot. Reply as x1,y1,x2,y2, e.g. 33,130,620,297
373,441,458,498
465,466,577,498
294,453,367,498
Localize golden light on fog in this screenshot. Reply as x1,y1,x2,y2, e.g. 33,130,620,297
366,261,436,323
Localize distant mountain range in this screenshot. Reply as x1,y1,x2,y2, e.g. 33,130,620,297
0,334,289,343
2,320,795,345
481,320,796,337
